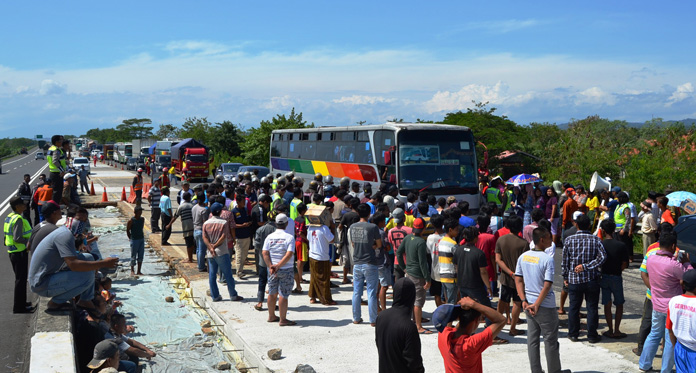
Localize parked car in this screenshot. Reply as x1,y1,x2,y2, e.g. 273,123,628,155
35,152,45,160
237,165,270,179
72,157,91,174
675,215,696,267
137,155,148,170
216,163,244,181
126,157,138,170
155,155,171,173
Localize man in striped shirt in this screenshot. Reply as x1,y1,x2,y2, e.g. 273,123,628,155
147,179,162,233
439,219,460,304
203,202,243,302
167,192,195,262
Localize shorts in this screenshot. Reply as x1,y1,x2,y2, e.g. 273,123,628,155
500,284,521,303
429,279,442,298
268,268,294,298
675,341,696,373
378,264,393,287
405,274,427,308
184,236,195,248
295,242,308,262
600,274,625,305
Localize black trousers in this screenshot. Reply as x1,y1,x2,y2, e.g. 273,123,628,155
150,207,161,232
32,205,40,226
161,213,172,243
637,297,653,350
50,172,63,204
9,251,28,312
22,203,32,227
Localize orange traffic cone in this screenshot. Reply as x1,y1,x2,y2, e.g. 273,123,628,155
90,182,96,196
121,187,127,201
101,187,108,202
121,164,124,170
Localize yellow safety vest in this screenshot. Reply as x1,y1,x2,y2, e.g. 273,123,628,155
47,145,61,172
59,149,67,169
4,213,31,253
614,203,629,229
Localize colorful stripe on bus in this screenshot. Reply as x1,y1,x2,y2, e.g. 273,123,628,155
270,158,379,182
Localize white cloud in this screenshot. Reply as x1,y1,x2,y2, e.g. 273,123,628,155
424,82,508,113
39,79,66,95
667,82,694,105
333,95,395,105
262,95,294,110
575,87,616,106
465,19,541,34
164,40,230,55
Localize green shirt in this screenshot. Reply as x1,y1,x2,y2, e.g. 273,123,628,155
397,234,430,280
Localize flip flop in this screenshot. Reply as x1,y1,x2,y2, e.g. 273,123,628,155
292,288,303,294
267,317,280,323
279,320,297,326
418,329,433,335
614,332,627,339
254,304,263,311
323,301,338,306
492,337,509,345
602,331,615,338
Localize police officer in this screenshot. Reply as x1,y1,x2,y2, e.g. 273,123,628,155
46,135,66,204
5,196,34,313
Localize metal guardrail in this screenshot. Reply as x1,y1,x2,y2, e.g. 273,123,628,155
0,146,38,161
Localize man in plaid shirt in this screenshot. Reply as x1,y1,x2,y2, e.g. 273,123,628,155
562,213,606,343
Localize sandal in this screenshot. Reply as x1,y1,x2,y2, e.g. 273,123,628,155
323,301,338,306
279,320,297,326
614,332,627,339
418,329,433,335
602,331,615,338
267,317,280,323
254,304,264,311
292,288,303,294
492,337,509,345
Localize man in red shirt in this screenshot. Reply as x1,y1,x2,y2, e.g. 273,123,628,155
434,297,506,373
475,214,498,297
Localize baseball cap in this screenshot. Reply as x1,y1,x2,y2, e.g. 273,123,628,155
611,186,622,193
573,211,584,221
552,180,563,195
683,270,696,291
412,217,425,234
137,168,143,172
210,202,223,214
565,187,575,196
432,304,462,333
86,340,119,369
391,208,405,224
276,213,288,225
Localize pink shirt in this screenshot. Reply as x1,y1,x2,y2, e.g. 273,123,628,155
646,250,693,313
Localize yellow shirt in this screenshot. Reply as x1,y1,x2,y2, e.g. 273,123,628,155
168,166,176,175
386,214,415,231
586,196,599,211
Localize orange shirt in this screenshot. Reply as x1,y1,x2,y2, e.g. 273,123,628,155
661,210,675,226
562,198,579,228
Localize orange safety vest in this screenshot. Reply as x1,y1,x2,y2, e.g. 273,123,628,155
133,175,143,191
36,185,53,205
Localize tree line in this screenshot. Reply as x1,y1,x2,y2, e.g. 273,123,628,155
82,105,695,201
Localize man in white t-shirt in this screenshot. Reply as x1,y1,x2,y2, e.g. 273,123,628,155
667,269,696,372
262,214,296,326
514,226,566,373
308,220,336,305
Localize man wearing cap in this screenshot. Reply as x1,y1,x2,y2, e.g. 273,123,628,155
639,232,692,372
147,179,162,233
177,180,191,205
562,213,606,343
433,296,506,373
397,217,431,333
6,196,34,313
514,226,564,373
203,202,243,302
132,168,144,207
561,188,579,230
667,269,696,372
61,172,76,206
262,213,296,326
86,339,121,372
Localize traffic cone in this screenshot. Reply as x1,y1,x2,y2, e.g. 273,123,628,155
121,187,127,201
101,187,108,202
90,182,96,196
121,164,124,170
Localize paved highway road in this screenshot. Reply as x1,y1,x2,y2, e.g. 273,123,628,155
0,148,48,373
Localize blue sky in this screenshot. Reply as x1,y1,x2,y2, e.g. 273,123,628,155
1,1,695,137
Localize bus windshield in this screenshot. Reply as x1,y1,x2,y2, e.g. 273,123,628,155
398,129,478,195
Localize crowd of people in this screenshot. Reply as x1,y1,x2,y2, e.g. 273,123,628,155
6,134,695,373
132,166,694,373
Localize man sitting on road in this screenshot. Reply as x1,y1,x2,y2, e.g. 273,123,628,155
29,226,118,312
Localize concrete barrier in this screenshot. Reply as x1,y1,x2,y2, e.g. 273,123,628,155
30,297,77,373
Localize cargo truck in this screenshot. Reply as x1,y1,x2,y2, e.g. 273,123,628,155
171,138,210,182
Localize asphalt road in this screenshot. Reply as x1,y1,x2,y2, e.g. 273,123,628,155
0,148,49,373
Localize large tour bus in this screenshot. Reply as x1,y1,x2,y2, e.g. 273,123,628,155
270,123,482,214
113,142,133,163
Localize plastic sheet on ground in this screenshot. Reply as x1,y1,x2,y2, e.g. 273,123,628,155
94,214,239,372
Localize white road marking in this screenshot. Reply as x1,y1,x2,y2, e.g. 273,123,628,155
0,163,49,217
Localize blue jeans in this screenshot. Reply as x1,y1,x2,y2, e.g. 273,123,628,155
639,310,675,372
119,360,136,373
194,230,206,270
130,238,145,267
443,282,458,304
208,254,238,300
352,263,379,323
568,279,600,339
33,253,95,304
257,265,268,303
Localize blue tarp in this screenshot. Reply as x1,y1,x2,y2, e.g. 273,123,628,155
149,143,156,155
